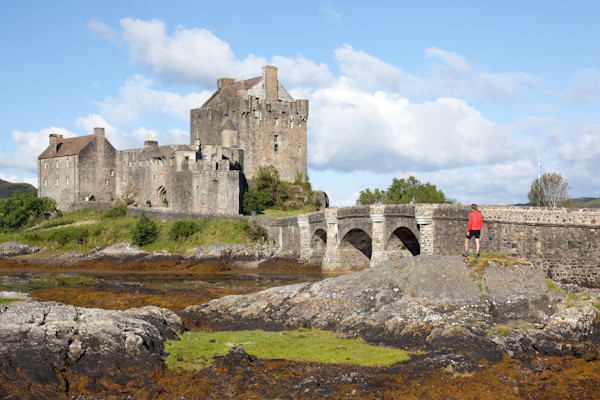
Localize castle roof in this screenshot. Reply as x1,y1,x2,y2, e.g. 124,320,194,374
38,135,94,159
201,76,262,108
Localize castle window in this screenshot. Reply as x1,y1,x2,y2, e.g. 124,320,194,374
44,162,47,170
105,180,109,186
274,135,279,152
56,161,59,168
55,178,59,186
275,118,279,126
66,159,69,167
110,170,114,177
139,160,142,167
44,179,47,187
289,118,294,128
66,177,69,186
129,161,132,168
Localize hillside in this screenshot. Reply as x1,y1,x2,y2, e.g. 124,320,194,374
0,179,36,199
569,196,600,208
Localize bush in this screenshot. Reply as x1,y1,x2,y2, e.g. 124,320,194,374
169,220,200,242
102,206,127,220
244,221,267,243
0,192,56,231
53,227,89,246
132,212,158,246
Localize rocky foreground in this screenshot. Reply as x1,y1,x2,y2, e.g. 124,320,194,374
0,298,183,399
1,254,600,398
181,255,600,363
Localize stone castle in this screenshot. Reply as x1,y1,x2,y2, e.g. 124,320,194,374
38,66,308,214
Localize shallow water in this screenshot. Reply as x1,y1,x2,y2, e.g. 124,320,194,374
0,257,324,312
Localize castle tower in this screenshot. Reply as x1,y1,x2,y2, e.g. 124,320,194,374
189,65,308,182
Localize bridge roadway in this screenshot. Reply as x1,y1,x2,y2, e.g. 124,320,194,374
259,203,600,285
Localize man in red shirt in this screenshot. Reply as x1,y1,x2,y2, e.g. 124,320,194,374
463,204,483,258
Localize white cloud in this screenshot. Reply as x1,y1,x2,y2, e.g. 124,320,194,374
96,75,210,127
334,44,403,92
87,20,117,41
319,6,344,24
0,172,37,188
307,81,520,173
566,68,600,103
75,113,187,151
2,127,77,174
477,72,544,100
91,18,333,89
271,55,333,89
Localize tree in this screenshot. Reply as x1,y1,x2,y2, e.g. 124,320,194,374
356,176,452,206
356,188,385,205
528,172,570,208
132,212,158,246
0,192,56,231
527,178,545,206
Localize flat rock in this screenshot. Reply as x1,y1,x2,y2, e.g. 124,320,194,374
91,242,148,257
0,241,39,257
191,243,278,260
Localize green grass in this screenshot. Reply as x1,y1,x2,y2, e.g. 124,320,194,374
260,209,306,218
166,328,410,371
1,207,266,254
0,298,22,304
545,278,578,305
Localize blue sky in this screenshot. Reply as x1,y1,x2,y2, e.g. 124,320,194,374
2,0,600,206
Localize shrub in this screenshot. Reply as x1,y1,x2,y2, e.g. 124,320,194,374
132,212,158,246
169,220,199,242
102,206,127,220
244,221,267,243
0,192,56,231
54,227,89,246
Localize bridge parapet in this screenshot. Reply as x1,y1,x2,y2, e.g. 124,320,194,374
285,204,600,285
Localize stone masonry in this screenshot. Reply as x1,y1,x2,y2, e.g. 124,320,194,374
263,204,600,285
38,66,308,214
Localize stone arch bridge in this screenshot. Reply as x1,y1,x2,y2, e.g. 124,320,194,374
259,204,600,286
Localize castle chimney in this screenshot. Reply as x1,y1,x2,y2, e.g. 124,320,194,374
217,78,235,90
93,127,105,139
263,65,278,102
144,133,158,148
49,133,63,156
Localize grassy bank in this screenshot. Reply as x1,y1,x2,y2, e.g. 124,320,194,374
166,328,409,370
0,207,266,254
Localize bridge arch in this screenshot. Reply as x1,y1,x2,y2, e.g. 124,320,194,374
385,226,420,256
339,228,372,269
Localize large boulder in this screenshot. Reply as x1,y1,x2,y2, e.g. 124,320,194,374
0,241,39,257
181,255,600,361
0,300,183,399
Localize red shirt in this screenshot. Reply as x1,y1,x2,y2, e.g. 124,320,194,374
468,210,483,231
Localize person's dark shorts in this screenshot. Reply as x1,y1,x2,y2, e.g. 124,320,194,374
466,230,481,239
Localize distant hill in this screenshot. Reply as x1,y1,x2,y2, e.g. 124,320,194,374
513,197,600,209
0,179,36,199
569,197,600,208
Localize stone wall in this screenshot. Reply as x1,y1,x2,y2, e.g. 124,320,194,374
190,66,308,183
116,143,242,215
430,204,600,285
38,154,78,211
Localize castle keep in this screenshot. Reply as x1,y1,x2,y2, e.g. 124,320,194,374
38,66,308,214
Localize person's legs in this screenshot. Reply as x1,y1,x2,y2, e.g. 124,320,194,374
464,237,469,256
475,238,480,255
